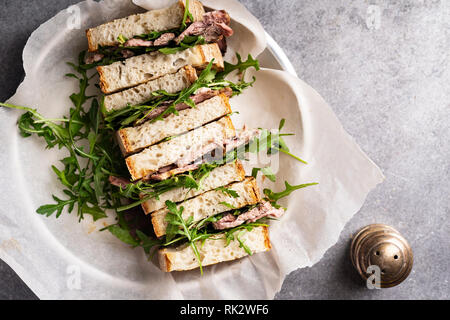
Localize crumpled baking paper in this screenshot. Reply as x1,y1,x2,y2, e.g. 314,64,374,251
0,0,384,299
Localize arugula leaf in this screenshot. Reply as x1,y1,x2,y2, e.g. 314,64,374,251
107,225,139,246
216,53,260,79
165,200,205,274
36,196,76,218
158,36,206,55
180,0,194,31
136,230,162,255
252,167,277,182
216,186,239,198
219,202,237,209
264,182,319,206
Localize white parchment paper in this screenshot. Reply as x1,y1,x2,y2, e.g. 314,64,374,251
0,0,384,299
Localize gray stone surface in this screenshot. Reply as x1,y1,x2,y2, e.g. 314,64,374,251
0,0,449,300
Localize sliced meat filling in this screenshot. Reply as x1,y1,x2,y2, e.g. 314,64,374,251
153,33,176,46
124,38,154,47
176,10,233,45
109,176,132,188
84,52,105,64
148,163,200,181
213,202,285,230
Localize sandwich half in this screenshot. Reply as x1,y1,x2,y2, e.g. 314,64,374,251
151,177,261,238
125,116,236,181
117,94,232,156
141,160,246,214
102,65,198,114
159,226,271,272
97,43,224,93
86,0,205,52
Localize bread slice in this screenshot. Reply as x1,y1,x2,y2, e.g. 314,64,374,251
86,0,205,52
125,116,235,181
151,177,261,238
103,65,197,114
117,94,232,156
159,226,271,272
97,43,224,94
141,160,245,214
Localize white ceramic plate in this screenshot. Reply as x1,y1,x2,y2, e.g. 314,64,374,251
0,2,383,299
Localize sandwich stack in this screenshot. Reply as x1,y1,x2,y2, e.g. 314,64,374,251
87,0,283,272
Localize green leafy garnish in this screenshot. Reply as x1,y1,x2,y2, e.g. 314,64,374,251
217,53,260,79
1,52,127,222
252,167,277,182
165,200,208,274
180,0,194,31
117,34,128,45
158,36,206,55
216,186,240,198
264,182,319,207
219,202,237,209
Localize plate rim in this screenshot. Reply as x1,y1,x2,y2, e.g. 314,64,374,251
264,32,298,77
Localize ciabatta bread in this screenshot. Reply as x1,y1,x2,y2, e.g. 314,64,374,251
159,226,271,272
125,116,235,181
98,43,224,94
86,0,205,52
151,177,261,238
141,160,245,214
103,65,197,113
117,94,232,155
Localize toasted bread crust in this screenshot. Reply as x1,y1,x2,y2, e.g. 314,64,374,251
125,156,139,182
141,194,152,214
158,249,173,272
96,66,109,94
86,29,95,52
222,115,235,135
219,93,232,115
116,129,130,156
192,0,206,22
152,215,166,240
199,43,224,71
183,65,198,84
262,226,272,251
247,176,262,203
235,160,246,181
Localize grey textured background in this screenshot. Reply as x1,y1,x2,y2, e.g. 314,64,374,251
0,0,448,300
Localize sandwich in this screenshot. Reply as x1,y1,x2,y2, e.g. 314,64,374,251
117,94,233,156
140,160,246,214
85,0,233,66
102,65,198,114
125,116,236,181
159,226,271,272
151,177,261,238
86,0,206,52
97,43,224,93
151,178,286,272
